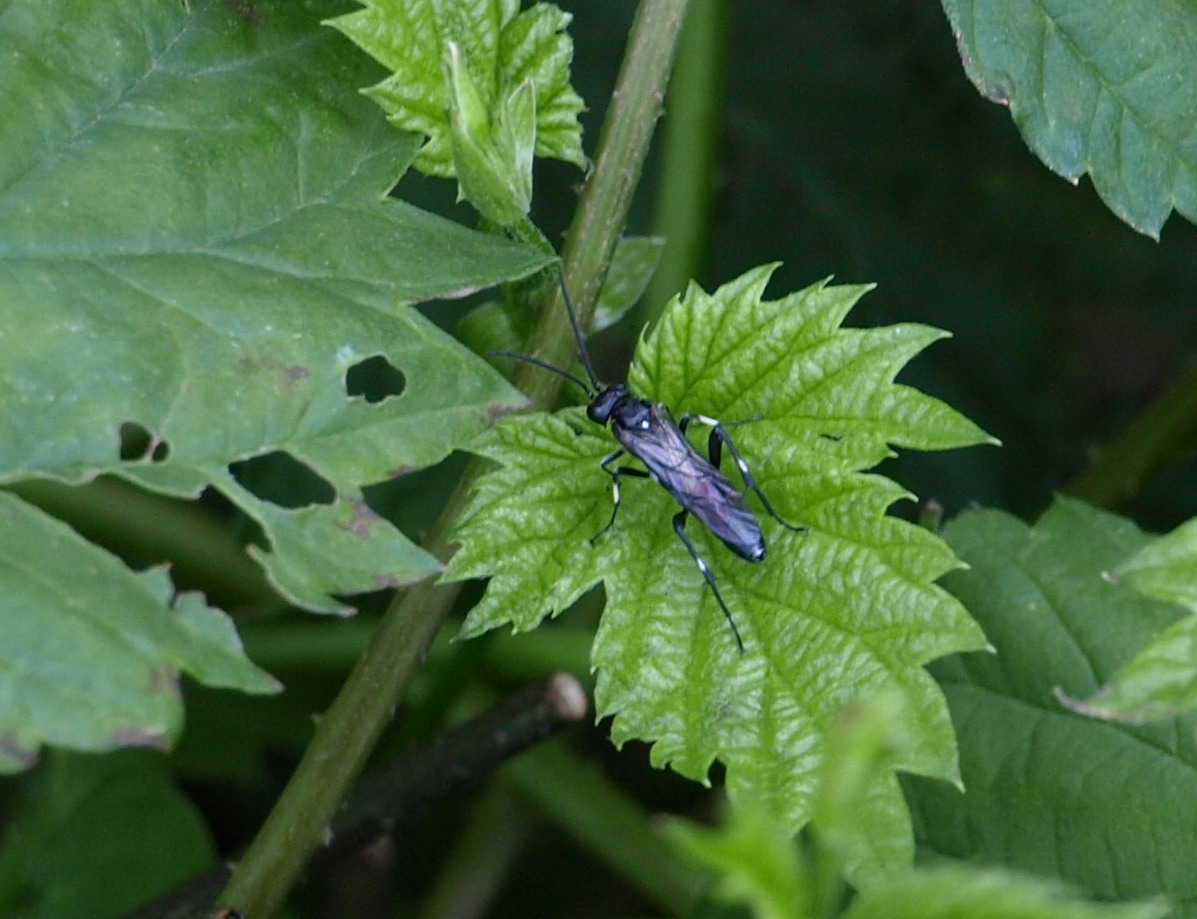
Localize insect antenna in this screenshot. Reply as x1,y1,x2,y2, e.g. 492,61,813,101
489,271,603,399
556,272,602,391
489,350,594,397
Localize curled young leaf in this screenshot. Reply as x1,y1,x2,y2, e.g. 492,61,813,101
328,0,585,208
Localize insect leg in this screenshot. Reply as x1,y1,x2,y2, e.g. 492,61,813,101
593,449,650,543
672,510,745,652
681,413,806,533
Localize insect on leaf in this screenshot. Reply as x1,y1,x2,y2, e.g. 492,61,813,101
446,264,994,884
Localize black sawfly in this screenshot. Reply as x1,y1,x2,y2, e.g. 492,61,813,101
495,276,805,651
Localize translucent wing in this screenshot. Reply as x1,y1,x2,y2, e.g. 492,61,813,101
614,403,764,560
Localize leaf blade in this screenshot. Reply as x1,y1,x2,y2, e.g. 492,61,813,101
943,0,1197,237
449,267,992,883
0,492,277,772
906,497,1197,910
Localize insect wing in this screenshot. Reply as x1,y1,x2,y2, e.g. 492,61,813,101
682,475,766,561
616,406,765,561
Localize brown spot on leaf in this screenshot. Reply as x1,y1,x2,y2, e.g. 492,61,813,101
148,665,182,699
112,725,168,749
341,499,383,538
237,355,311,393
219,0,261,23
284,365,310,391
0,732,38,768
373,573,402,590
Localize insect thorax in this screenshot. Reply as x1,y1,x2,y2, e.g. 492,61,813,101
587,383,634,425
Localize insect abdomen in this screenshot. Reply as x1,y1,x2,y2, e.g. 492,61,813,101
692,497,766,561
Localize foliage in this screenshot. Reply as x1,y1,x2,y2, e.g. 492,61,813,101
906,498,1197,913
327,0,585,222
2,0,1197,917
0,0,548,771
447,266,991,882
943,0,1197,238
669,695,1166,919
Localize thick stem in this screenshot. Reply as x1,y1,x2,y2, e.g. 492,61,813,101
532,0,693,376
502,741,707,916
642,0,727,322
132,676,585,919
218,0,692,914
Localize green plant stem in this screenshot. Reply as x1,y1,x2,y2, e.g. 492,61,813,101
219,1,692,914
502,740,707,916
532,0,693,380
219,488,470,917
415,785,532,919
643,0,726,323
1066,357,1197,509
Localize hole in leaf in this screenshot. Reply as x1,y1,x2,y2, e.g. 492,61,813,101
119,421,171,463
345,355,406,404
229,451,335,508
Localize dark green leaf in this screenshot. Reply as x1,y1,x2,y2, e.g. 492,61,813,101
0,0,551,765
455,235,664,359
7,751,214,919
907,497,1197,911
0,0,549,595
593,235,667,332
0,492,278,772
943,0,1197,237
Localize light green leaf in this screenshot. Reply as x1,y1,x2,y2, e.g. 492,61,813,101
668,803,808,919
668,810,1163,919
906,497,1197,911
1063,616,1197,724
1063,515,1197,722
444,40,536,223
942,0,1197,238
447,265,993,883
0,492,278,773
845,866,1166,919
327,0,585,184
812,693,916,884
1113,517,1197,613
